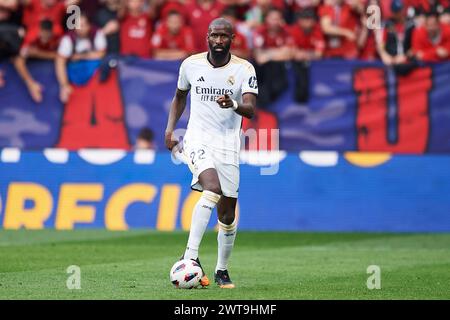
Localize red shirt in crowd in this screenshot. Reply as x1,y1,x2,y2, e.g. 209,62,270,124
21,33,61,53
359,30,378,60
233,31,249,51
412,24,450,62
120,13,153,58
229,30,250,58
185,0,225,52
289,24,325,54
151,23,195,53
22,0,66,41
253,25,295,49
318,3,360,58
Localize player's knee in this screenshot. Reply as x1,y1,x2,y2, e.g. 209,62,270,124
218,210,235,226
203,185,222,196
218,214,236,230
202,189,221,204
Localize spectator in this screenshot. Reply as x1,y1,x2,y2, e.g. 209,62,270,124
253,8,293,64
412,10,450,62
55,12,107,103
290,9,325,61
156,0,188,22
13,19,60,103
120,0,153,58
96,0,122,54
0,1,23,61
318,0,363,59
135,127,155,149
253,7,294,107
406,0,449,27
378,0,415,66
151,10,195,60
405,1,425,27
54,12,130,150
358,0,382,61
22,0,80,44
221,6,251,59
412,0,449,15
286,0,321,24
20,19,60,59
290,8,325,103
186,0,225,52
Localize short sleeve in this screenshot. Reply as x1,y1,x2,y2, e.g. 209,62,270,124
177,60,191,91
94,30,107,51
57,35,73,58
241,63,258,96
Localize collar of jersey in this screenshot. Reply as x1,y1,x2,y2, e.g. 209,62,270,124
206,52,232,69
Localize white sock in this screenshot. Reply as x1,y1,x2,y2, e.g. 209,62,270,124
184,190,221,260
216,219,237,272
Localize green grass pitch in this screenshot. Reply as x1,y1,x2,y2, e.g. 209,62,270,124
0,230,449,299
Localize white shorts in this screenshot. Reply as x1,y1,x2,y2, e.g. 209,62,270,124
183,140,240,198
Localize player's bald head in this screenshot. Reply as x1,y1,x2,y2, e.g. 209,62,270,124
208,18,234,34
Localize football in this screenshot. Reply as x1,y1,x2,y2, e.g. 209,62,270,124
169,259,203,289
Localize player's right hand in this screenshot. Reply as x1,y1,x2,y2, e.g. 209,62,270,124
165,131,179,151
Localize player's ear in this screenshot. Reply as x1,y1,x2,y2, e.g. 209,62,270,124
231,33,235,42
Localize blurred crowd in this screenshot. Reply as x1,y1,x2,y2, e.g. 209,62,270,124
1,0,450,105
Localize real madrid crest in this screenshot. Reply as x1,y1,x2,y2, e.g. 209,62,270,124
227,76,235,86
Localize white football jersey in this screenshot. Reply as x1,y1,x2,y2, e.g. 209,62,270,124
177,52,258,153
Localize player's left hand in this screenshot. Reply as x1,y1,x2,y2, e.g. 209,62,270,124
216,94,233,109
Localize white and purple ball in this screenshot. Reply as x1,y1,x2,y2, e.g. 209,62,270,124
169,259,203,289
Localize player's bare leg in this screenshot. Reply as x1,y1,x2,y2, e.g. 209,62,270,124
183,168,222,287
215,196,237,289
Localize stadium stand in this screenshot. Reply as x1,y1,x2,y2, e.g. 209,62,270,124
1,0,450,150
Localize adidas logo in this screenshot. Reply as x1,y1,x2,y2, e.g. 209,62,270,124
224,232,235,237
197,76,205,82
